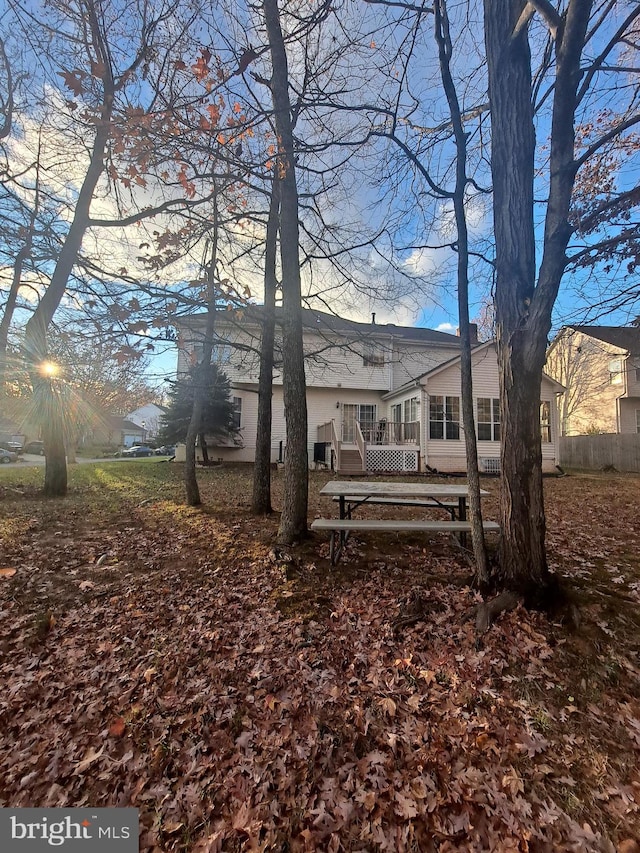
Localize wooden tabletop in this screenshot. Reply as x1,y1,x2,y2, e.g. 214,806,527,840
319,481,490,498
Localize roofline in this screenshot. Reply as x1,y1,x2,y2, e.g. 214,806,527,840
383,341,495,400
174,306,463,346
383,339,565,398
549,324,635,355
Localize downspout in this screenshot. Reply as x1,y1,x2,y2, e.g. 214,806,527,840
421,381,428,471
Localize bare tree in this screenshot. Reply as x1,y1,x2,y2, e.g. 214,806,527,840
484,0,640,601
263,0,310,543
252,175,280,515
433,0,490,584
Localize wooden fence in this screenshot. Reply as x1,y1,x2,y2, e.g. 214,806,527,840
559,434,640,472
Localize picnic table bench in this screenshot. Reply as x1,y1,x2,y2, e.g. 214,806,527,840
311,517,500,565
315,480,498,564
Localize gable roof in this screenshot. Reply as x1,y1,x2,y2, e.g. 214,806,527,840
568,325,640,354
383,340,565,398
178,306,462,347
106,415,144,433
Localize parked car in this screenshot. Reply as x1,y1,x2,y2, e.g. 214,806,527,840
23,440,45,456
0,441,22,454
154,445,176,456
0,448,18,464
121,445,154,457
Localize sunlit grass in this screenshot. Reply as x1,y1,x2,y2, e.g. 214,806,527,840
0,459,182,498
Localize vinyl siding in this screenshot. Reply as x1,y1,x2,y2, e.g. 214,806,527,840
391,343,459,388
422,345,560,472
179,320,461,393
619,398,640,434
546,329,627,435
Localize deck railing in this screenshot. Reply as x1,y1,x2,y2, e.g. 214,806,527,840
317,420,341,470
358,420,419,445
355,420,366,467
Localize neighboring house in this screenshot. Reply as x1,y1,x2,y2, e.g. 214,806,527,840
546,325,640,435
175,307,562,474
126,403,166,440
87,415,144,448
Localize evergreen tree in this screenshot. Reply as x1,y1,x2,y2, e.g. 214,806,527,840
159,364,236,448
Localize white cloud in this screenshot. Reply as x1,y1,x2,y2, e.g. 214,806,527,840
436,322,457,335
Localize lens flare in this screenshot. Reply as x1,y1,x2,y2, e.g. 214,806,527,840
39,361,60,378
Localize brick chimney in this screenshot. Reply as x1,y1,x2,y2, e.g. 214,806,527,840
456,324,478,345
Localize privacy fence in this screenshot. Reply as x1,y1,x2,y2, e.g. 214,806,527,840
559,434,640,473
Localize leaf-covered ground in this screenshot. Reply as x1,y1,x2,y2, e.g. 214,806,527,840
1,462,639,852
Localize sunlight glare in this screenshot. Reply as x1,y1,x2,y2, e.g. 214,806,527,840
39,360,60,378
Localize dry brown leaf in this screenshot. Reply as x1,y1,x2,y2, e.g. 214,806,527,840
0,567,17,578
379,697,397,717
74,746,105,775
108,717,126,738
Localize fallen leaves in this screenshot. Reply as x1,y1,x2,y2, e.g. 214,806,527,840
108,717,126,738
1,466,640,852
73,746,105,775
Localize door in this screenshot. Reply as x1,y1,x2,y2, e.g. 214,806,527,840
342,403,377,442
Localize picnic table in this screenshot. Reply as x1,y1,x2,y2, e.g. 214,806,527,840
312,480,498,564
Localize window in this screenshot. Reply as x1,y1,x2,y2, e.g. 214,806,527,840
635,368,640,384
403,397,419,423
540,401,551,443
232,397,242,430
213,344,232,364
342,403,377,442
477,397,500,441
429,395,460,440
636,410,640,434
609,358,623,385
363,343,385,367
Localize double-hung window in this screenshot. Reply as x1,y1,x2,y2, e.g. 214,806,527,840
429,395,460,440
232,397,242,430
477,397,500,441
540,401,551,443
363,344,385,367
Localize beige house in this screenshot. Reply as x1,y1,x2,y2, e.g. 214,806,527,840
546,325,640,435
176,307,562,474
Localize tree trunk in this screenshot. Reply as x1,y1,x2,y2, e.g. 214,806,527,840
484,0,544,593
34,375,68,497
264,0,309,544
22,39,113,498
184,396,202,505
252,177,280,515
484,0,592,597
200,433,209,465
434,0,489,585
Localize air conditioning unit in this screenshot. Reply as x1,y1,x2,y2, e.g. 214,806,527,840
481,457,501,474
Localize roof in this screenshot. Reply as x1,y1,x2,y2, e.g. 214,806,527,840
568,325,640,354
383,340,565,398
106,415,144,432
383,341,495,398
177,306,462,347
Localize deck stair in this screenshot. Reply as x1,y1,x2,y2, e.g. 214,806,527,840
338,447,365,475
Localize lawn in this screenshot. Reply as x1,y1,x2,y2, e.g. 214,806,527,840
0,461,639,852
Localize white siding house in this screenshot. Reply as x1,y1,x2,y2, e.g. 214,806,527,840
175,308,562,473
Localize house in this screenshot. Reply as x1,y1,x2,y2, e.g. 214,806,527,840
125,403,166,441
83,414,145,449
175,307,562,474
546,325,640,435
